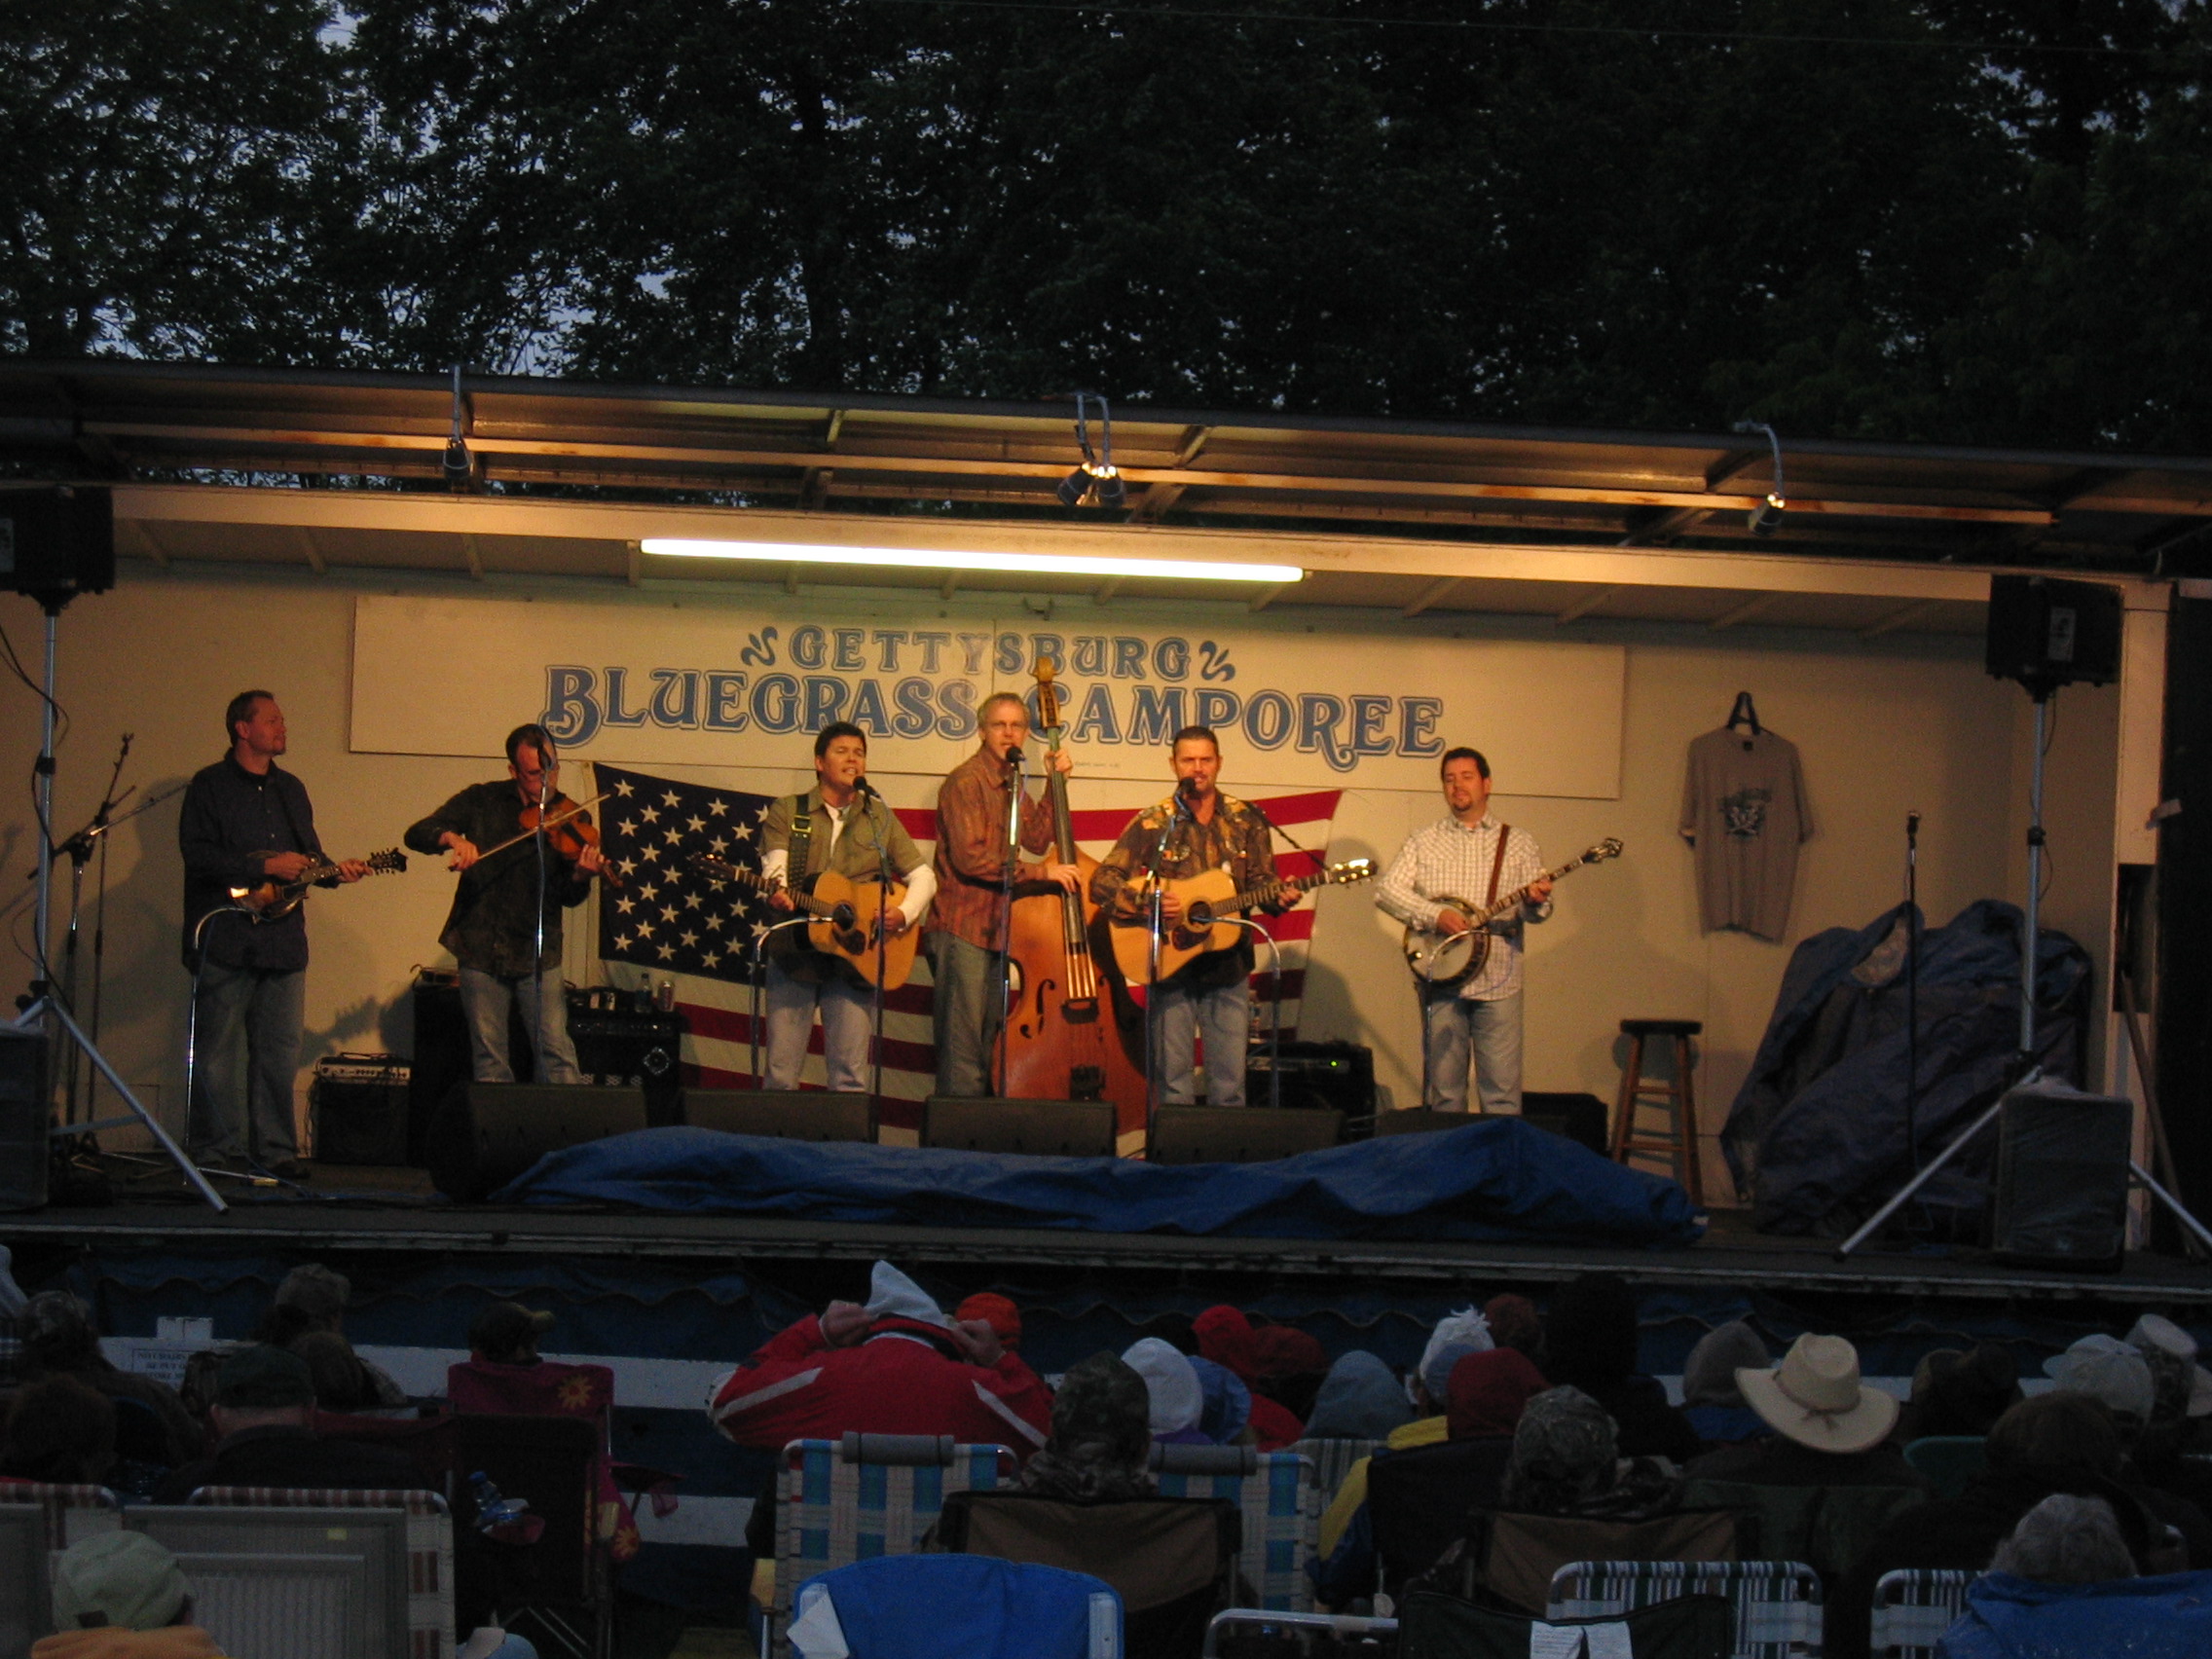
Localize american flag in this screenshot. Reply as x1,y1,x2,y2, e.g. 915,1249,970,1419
590,761,1344,1133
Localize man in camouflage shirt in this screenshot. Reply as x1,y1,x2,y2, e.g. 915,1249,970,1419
1091,725,1288,1107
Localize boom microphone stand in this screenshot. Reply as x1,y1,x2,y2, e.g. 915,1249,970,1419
857,778,895,1131
1219,917,1283,1111
1141,786,1193,1132
9,597,224,1211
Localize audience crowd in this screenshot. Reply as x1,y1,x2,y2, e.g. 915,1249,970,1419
5,1252,2212,1657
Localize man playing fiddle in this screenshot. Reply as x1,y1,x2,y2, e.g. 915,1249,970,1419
928,692,1080,1097
759,721,938,1092
405,723,603,1084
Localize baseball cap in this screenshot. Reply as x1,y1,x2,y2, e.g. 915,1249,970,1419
51,1531,190,1631
470,1302,556,1360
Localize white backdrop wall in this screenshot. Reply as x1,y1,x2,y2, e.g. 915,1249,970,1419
0,568,2118,1202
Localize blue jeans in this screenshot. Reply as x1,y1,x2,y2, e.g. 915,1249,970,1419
190,959,306,1163
459,966,581,1085
1420,987,1524,1112
1152,977,1251,1106
931,934,1003,1098
765,959,874,1091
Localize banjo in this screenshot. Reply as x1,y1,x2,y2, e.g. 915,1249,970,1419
1401,837,1623,986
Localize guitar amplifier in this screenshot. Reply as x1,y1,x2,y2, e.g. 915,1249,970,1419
311,1052,410,1165
567,996,685,1127
1246,1040,1375,1124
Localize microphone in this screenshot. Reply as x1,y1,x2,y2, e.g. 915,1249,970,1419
1177,775,1199,800
1007,745,1025,770
1906,810,1921,835
853,776,879,799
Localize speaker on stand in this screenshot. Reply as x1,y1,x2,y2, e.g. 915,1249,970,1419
427,1082,648,1201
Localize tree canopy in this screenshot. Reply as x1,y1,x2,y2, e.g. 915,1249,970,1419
5,0,2210,450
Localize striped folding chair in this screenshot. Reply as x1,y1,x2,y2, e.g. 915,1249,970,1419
189,1486,457,1659
1288,1439,1382,1510
1153,1444,1318,1613
1868,1568,1974,1659
0,1481,124,1547
768,1434,1015,1659
1547,1560,1825,1659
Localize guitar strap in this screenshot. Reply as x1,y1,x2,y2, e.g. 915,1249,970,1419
786,794,816,888
1487,824,1511,908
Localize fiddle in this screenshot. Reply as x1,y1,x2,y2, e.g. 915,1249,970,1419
454,790,623,888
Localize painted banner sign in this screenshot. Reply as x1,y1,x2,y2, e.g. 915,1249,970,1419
350,593,1625,796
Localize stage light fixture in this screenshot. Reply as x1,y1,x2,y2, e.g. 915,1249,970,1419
1733,420,1787,536
638,538,1304,585
443,363,473,490
1057,392,1125,510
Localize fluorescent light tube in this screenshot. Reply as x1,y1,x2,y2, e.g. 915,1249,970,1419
640,538,1303,584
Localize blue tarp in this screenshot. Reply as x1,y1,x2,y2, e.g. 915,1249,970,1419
492,1118,1705,1247
1721,898,2091,1235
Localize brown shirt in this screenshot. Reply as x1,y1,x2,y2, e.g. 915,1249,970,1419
1090,792,1284,988
928,747,1055,950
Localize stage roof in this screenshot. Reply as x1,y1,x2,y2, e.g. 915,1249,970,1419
2,358,2201,630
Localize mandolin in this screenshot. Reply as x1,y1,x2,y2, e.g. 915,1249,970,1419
689,854,919,990
1107,859,1375,985
1400,837,1622,985
231,848,408,921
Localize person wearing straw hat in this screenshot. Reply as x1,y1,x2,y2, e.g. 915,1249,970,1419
1684,1334,1932,1492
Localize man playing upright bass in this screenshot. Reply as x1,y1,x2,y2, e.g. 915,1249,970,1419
1375,747,1553,1113
928,692,1079,1098
758,721,937,1092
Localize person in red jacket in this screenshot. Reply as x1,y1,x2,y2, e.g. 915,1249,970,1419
707,1263,1051,1456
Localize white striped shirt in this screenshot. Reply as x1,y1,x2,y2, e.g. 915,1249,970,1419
1375,813,1549,1000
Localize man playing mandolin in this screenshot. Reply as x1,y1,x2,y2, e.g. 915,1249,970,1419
179,690,368,1178
404,723,604,1087
759,722,937,1092
1090,725,1289,1109
1375,747,1553,1113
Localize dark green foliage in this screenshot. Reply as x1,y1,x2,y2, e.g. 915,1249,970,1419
3,0,2210,448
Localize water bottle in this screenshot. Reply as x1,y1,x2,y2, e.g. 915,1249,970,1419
469,1470,531,1532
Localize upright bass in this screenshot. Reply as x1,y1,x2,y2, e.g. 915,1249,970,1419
1000,660,1149,1145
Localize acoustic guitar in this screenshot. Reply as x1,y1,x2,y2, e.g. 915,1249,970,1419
1107,859,1375,985
230,848,408,921
1400,837,1622,986
690,854,919,990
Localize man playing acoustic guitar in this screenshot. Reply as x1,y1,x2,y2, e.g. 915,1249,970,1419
1375,747,1553,1113
1090,725,1290,1109
180,690,369,1178
758,722,937,1092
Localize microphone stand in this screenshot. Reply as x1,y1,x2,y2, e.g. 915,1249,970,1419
749,914,814,1087
1142,790,1193,1132
1219,917,1282,1111
860,781,894,1135
1905,811,1921,1179
992,747,1025,1096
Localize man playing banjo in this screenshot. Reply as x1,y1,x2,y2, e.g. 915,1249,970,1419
1375,747,1553,1113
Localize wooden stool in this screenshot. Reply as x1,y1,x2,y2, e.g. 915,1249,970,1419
1610,1018,1704,1204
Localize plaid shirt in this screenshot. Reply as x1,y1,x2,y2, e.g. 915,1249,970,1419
1375,813,1549,1000
927,747,1056,950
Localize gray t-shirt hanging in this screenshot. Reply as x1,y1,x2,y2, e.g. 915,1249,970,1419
1679,726,1813,941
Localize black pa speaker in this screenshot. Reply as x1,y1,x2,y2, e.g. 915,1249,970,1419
1373,1107,1463,1138
427,1082,647,1200
922,1096,1116,1158
1148,1104,1343,1164
1986,574,2122,696
0,1027,48,1212
1991,1081,2133,1269
0,487,114,601
685,1089,874,1143
1521,1091,1611,1156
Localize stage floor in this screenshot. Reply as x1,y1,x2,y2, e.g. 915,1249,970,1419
9,1155,2212,1307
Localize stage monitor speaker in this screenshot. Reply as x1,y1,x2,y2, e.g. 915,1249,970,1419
427,1082,647,1200
0,1028,47,1212
1521,1091,1610,1157
685,1089,874,1144
1245,1040,1375,1121
1991,1082,2132,1269
1373,1107,1462,1139
1986,574,2122,694
0,487,114,602
922,1096,1117,1158
1149,1105,1343,1165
